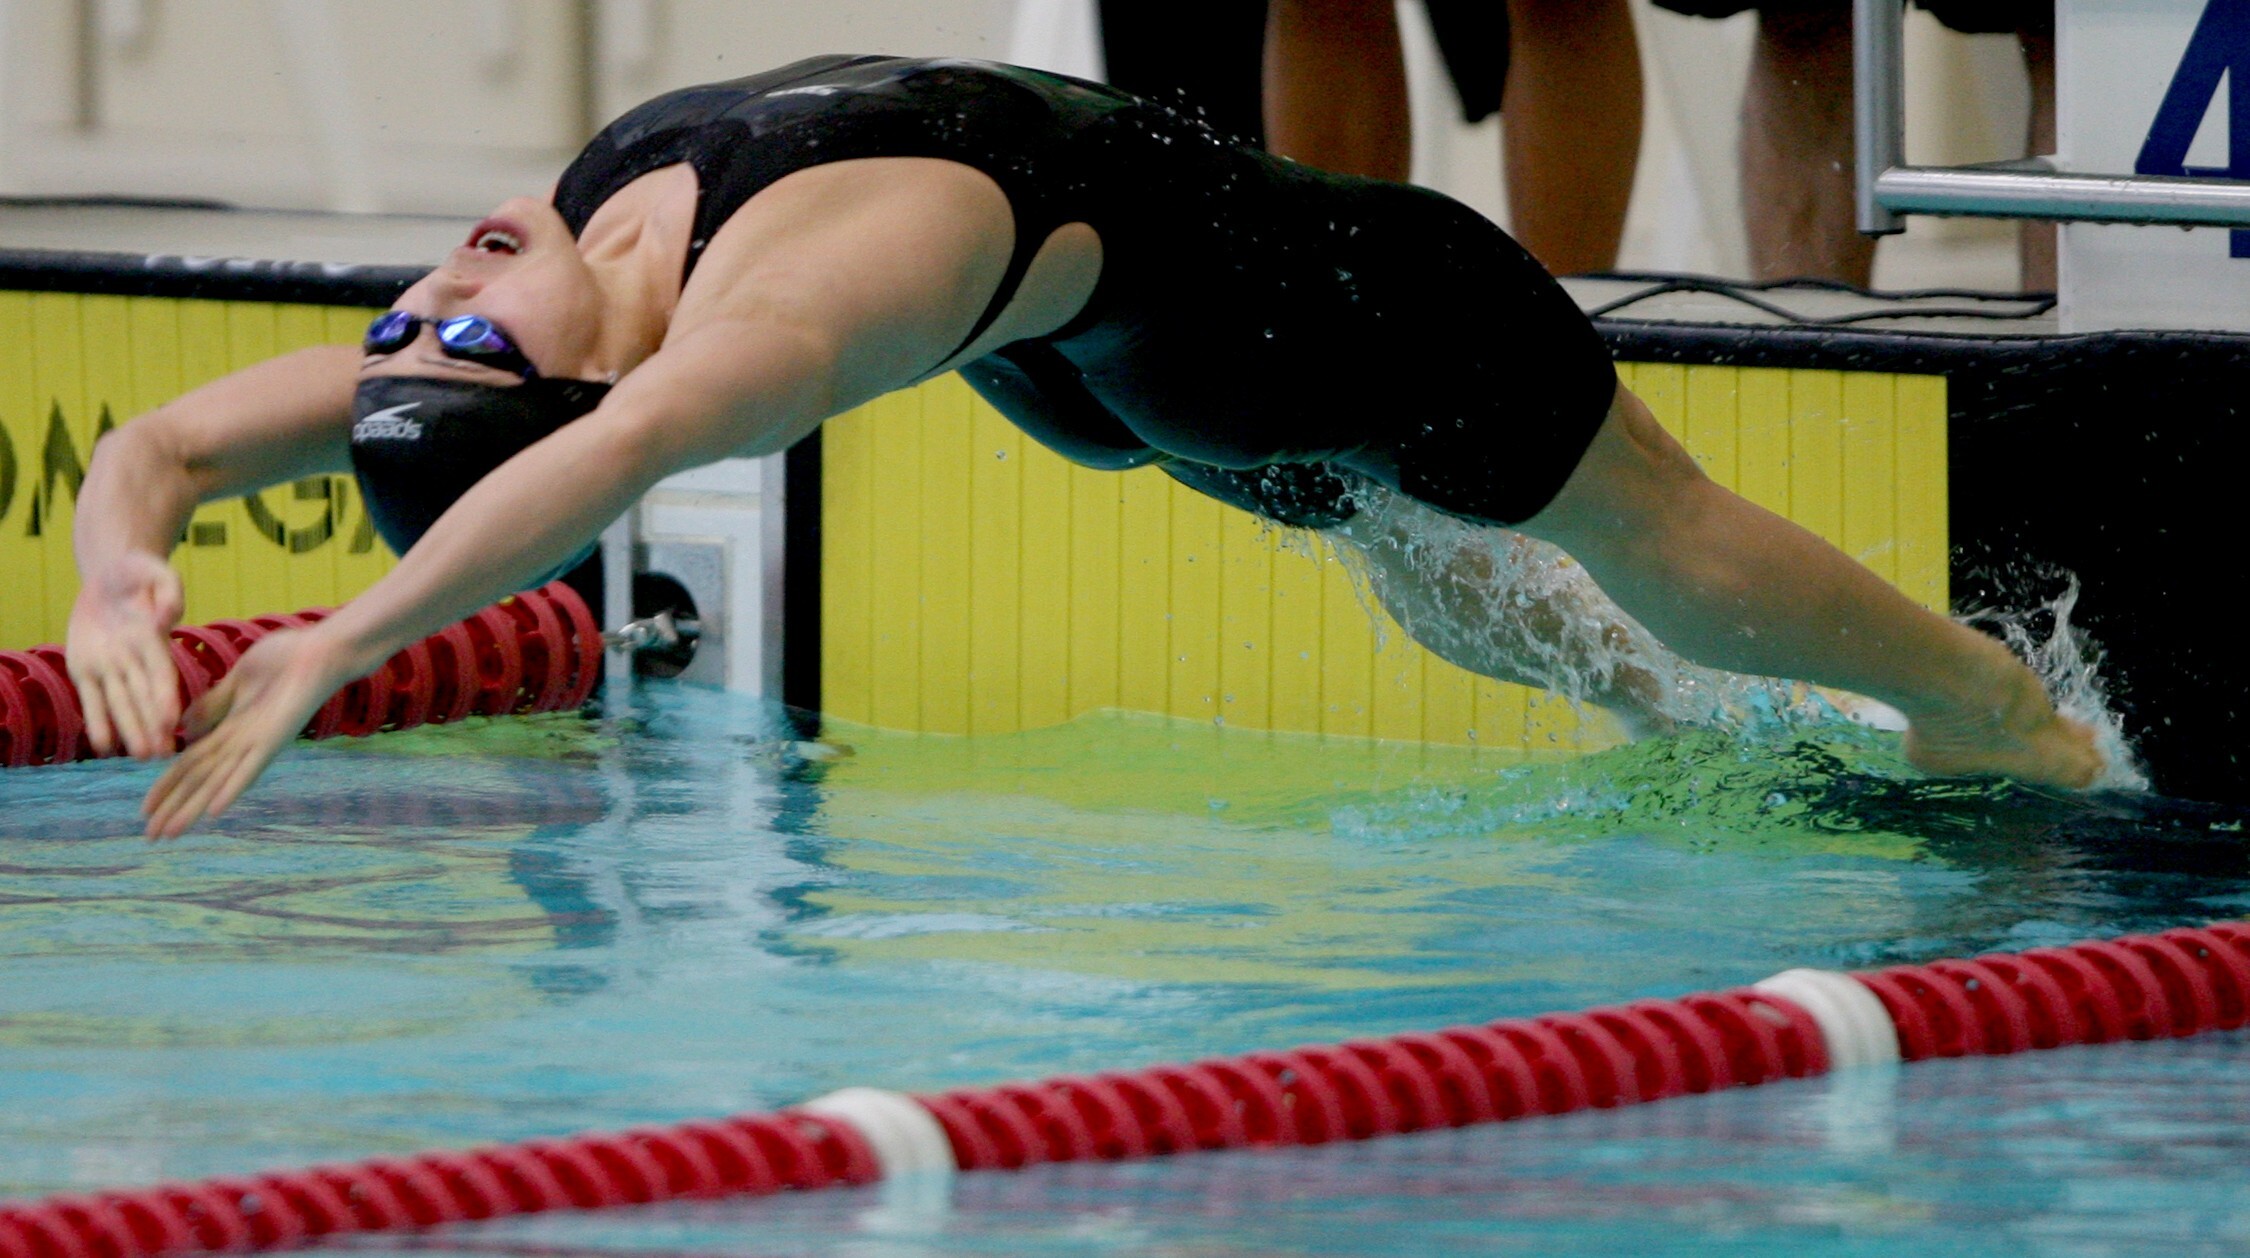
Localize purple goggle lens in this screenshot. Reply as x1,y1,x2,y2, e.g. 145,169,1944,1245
364,311,540,379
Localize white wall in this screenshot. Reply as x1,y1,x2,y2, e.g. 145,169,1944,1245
588,0,1016,122
2058,0,2250,332
0,0,1014,213
0,0,2034,274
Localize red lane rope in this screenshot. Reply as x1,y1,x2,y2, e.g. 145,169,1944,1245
0,983,1824,1258
0,923,2238,1248
1854,923,2250,1059
0,583,601,769
0,1113,876,1258
913,987,1826,1172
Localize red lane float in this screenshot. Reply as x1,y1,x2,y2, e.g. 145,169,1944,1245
0,1112,878,1258
1853,922,2250,1059
915,988,1827,1174
0,582,602,769
7,921,2244,1258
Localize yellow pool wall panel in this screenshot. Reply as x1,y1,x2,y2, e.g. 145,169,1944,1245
820,365,1949,751
0,291,395,650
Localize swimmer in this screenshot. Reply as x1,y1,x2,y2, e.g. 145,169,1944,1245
62,56,2100,839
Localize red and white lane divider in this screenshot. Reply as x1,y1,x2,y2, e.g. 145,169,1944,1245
1,920,2242,1257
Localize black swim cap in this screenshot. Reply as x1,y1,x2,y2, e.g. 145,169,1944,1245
349,375,612,580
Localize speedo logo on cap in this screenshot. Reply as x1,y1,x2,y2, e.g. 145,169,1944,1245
353,402,424,441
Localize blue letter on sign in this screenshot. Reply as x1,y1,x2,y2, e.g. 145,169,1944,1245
2136,0,2250,256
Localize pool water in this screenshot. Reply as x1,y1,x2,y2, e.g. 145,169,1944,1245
3,682,2247,1255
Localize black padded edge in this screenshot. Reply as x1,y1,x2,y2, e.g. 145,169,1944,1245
782,430,824,735
1599,318,2250,376
0,247,424,307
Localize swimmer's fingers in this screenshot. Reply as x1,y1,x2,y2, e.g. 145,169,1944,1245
66,555,186,759
129,627,184,754
105,666,157,760
144,683,269,841
141,628,341,839
106,632,182,759
142,678,232,837
74,666,123,759
74,649,164,760
176,669,238,744
143,720,276,841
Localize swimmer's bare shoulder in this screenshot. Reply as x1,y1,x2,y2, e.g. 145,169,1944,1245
652,157,1100,448
662,158,1021,416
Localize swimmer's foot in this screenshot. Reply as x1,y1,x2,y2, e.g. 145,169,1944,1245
1899,644,2104,789
1808,686,1908,732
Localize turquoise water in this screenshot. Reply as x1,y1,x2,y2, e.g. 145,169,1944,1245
3,682,2247,1255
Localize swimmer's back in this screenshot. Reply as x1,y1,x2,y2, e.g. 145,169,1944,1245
555,56,1615,523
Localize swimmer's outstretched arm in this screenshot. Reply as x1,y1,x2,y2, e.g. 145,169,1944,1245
138,159,1039,838
135,314,840,840
69,345,362,760
1515,385,2102,788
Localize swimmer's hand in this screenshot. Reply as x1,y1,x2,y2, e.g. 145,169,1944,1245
65,551,186,760
1899,639,2103,790
142,626,352,840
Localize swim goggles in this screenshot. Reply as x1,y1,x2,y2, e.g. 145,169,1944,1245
363,311,540,380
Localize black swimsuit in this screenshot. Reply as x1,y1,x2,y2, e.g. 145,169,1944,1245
553,55,1617,528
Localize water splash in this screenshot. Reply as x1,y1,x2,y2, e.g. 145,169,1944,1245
1324,486,1869,740
1324,485,2146,788
1331,719,2235,877
1960,575,2148,792
1329,724,1922,846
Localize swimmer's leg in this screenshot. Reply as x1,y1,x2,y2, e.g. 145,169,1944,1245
1263,0,1412,182
1514,384,2101,788
1324,497,1692,738
1162,460,1685,734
